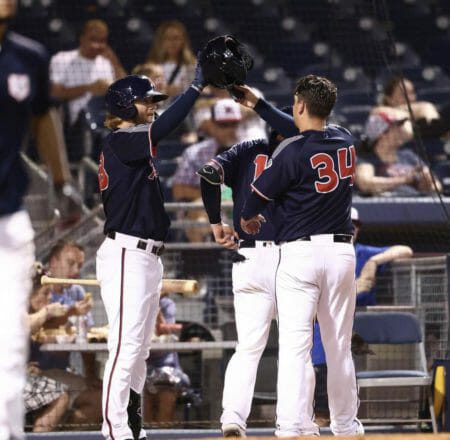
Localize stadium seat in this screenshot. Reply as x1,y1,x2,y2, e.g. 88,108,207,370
353,311,437,432
432,161,450,196
376,66,450,94
423,37,450,73
417,87,450,108
336,90,376,108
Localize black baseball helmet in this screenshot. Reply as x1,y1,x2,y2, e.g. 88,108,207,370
199,35,254,89
105,75,169,119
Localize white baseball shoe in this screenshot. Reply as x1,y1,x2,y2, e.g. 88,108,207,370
222,423,246,437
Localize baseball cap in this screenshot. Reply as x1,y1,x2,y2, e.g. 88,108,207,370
364,112,408,143
351,207,361,226
211,99,242,123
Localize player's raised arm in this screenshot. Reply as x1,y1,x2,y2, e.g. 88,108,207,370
232,84,298,138
151,61,207,144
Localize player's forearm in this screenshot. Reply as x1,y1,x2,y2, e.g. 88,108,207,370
370,245,413,265
241,190,268,220
200,178,222,224
32,108,71,186
152,86,200,144
254,98,298,138
50,83,91,100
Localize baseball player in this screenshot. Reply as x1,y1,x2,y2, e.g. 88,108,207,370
96,66,206,440
0,1,71,438
239,75,363,437
198,109,316,438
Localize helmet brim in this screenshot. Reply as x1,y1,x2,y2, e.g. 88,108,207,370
144,90,169,103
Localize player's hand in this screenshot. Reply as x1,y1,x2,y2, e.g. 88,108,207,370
74,298,92,315
231,84,262,108
45,303,68,319
240,214,266,235
211,223,239,249
89,79,111,96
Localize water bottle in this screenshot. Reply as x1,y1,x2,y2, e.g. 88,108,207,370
76,316,88,344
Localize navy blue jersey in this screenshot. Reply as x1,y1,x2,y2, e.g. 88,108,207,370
214,139,276,241
247,125,355,242
100,124,170,240
0,31,51,215
99,85,200,240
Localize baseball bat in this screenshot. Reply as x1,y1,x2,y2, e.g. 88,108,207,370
40,275,198,295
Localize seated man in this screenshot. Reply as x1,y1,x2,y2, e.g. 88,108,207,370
33,240,102,425
172,98,243,242
356,108,441,196
27,264,70,432
50,19,126,160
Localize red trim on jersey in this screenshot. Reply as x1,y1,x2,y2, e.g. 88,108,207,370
251,183,273,201
148,123,157,158
105,248,126,440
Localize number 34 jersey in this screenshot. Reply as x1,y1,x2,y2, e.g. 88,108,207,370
250,124,356,243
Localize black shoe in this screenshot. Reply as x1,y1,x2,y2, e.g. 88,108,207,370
127,389,143,440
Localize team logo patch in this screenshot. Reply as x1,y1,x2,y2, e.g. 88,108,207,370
8,74,30,102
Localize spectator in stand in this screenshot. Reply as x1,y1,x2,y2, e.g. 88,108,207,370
193,86,267,143
380,76,450,144
50,19,126,160
172,98,242,242
355,108,441,196
26,265,70,432
30,240,102,425
144,294,190,425
146,20,196,99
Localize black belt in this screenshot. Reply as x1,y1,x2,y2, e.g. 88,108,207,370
295,234,353,243
107,231,165,256
239,240,274,248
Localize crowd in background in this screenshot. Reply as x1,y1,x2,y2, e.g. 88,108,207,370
18,16,450,233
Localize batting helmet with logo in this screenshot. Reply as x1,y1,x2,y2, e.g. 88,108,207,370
199,35,253,89
105,75,169,119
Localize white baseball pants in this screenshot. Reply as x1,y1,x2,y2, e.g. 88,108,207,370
275,235,362,437
221,242,279,430
0,210,34,440
97,233,162,440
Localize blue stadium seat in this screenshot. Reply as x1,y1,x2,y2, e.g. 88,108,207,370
432,160,450,196
336,90,376,108
422,36,450,73
417,87,450,108
376,66,450,92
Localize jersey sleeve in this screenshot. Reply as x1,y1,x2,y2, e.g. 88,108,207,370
251,143,296,200
253,98,298,138
31,47,52,115
109,125,153,163
214,142,247,187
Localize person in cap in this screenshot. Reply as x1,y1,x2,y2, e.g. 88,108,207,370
172,98,244,242
96,63,207,440
355,109,441,196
